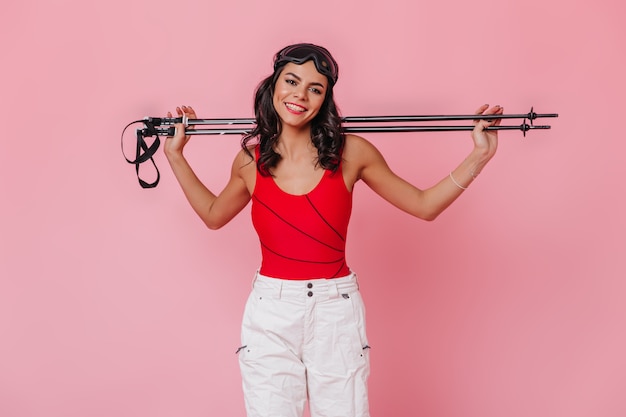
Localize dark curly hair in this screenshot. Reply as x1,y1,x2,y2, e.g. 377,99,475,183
241,49,344,176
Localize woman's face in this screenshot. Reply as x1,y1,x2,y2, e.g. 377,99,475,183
273,61,328,131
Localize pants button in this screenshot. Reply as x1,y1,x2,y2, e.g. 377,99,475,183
307,291,313,297
307,283,313,289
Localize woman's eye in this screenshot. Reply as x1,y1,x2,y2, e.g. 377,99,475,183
286,79,296,85
310,88,322,95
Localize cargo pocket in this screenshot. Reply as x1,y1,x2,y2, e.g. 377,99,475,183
237,290,263,363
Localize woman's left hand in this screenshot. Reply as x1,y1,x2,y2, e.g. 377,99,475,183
471,104,503,161
164,105,197,158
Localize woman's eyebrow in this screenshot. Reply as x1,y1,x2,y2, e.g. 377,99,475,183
284,72,302,81
284,72,326,88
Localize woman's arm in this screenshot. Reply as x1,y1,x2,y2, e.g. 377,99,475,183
164,106,253,230
349,104,502,221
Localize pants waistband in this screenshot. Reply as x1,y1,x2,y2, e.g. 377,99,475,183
252,272,359,300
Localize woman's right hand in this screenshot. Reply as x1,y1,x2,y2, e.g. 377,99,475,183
164,105,196,158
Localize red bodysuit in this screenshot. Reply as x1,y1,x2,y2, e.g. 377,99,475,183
251,147,352,279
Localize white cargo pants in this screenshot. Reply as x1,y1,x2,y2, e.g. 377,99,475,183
237,272,371,417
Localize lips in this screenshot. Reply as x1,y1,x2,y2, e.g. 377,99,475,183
284,102,307,114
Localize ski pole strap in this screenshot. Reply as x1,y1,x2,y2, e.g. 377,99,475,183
121,120,161,189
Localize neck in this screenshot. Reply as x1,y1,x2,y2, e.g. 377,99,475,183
275,126,316,161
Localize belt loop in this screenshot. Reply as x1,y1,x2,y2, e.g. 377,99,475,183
252,271,259,289
329,279,340,299
353,271,359,290
277,280,284,300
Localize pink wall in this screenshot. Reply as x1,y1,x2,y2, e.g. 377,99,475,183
2,0,625,416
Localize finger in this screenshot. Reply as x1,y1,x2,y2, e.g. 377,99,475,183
493,106,504,126
182,105,197,118
475,104,489,115
182,106,198,133
474,104,489,124
485,105,502,114
476,120,491,132
482,105,503,125
178,105,193,132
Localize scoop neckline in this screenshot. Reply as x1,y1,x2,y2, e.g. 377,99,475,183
269,169,328,197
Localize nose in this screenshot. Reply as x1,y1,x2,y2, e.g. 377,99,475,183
293,85,308,100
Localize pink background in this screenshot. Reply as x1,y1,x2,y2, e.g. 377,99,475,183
2,0,625,416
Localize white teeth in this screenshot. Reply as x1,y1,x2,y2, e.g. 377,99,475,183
285,103,306,112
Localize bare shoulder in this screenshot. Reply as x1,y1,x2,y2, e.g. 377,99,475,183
342,134,388,186
343,134,386,167
232,144,257,193
233,144,256,169
344,133,374,150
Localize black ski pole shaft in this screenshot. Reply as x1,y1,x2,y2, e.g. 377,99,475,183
148,124,550,137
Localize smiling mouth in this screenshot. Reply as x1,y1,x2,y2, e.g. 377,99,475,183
285,102,307,113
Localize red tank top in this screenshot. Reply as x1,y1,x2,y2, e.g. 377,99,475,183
251,147,352,279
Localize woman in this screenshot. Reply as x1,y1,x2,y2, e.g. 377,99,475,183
164,43,502,417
